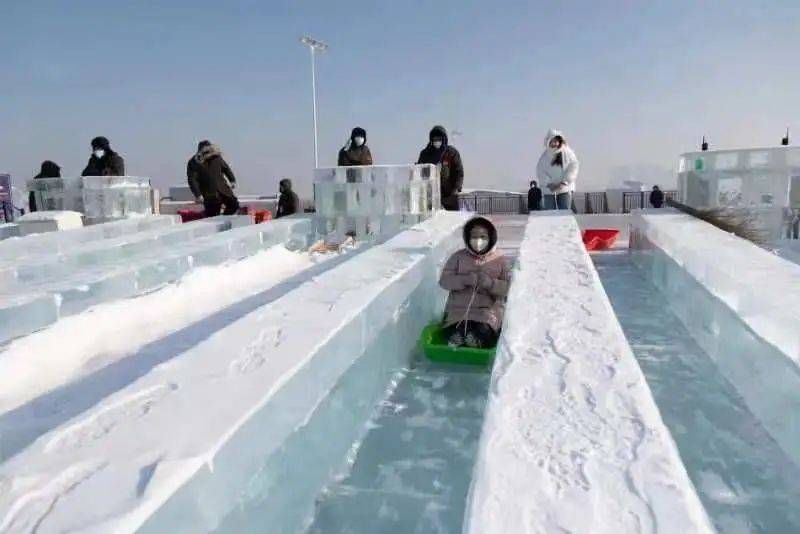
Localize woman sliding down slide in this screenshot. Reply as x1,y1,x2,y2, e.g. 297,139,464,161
438,217,511,348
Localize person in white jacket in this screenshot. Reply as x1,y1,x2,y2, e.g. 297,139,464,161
536,129,579,210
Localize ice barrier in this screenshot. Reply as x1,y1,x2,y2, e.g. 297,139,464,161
28,176,154,219
630,211,800,467
0,211,469,534
0,223,19,241
0,217,312,345
0,215,178,259
465,213,713,534
313,164,441,242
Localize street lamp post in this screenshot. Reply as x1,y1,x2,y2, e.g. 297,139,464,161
300,36,328,168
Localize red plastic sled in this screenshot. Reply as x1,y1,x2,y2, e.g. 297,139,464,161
582,229,619,251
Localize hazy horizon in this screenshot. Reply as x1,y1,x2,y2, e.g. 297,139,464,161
2,1,799,199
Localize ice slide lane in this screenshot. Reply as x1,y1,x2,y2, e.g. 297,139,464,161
0,212,470,534
631,212,800,470
465,213,714,534
0,218,368,461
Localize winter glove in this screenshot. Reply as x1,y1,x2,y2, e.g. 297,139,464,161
464,272,479,288
478,272,494,291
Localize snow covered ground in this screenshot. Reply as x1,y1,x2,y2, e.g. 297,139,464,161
0,212,468,533
465,213,713,534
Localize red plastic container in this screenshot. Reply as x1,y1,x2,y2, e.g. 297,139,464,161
254,210,272,223
582,229,619,251
177,209,205,223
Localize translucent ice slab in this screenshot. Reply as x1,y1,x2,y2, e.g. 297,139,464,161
1,216,241,288
631,214,800,470
0,212,469,534
0,223,18,241
0,215,179,260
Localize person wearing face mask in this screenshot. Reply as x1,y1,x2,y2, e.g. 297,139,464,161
439,217,510,349
82,136,125,176
338,127,373,167
417,125,464,211
276,178,301,218
536,129,579,210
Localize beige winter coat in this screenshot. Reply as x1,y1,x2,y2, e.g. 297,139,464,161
439,248,511,332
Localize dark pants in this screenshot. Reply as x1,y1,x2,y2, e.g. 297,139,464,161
444,321,498,348
204,193,240,217
545,192,572,211
441,194,460,211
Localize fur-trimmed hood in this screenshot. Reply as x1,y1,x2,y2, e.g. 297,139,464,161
195,144,223,164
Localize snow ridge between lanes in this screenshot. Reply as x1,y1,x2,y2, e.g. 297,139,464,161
465,213,714,534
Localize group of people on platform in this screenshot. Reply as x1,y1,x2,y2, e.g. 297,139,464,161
336,124,465,211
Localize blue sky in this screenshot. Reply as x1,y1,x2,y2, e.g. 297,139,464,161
2,0,799,197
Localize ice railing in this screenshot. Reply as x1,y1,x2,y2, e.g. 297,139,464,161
313,164,441,242
27,176,154,219
0,215,314,344
677,147,800,240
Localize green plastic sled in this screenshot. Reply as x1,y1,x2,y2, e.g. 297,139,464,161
420,322,496,366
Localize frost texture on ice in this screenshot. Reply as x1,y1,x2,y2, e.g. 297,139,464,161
0,216,313,344
313,164,441,242
27,176,155,220
464,213,713,534
15,211,83,235
630,211,800,468
0,211,469,534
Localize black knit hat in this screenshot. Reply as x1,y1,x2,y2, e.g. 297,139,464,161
350,127,367,142
91,136,110,150
197,140,211,151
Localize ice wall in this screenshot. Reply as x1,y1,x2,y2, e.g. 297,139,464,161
0,216,313,344
27,176,154,219
630,211,800,466
313,164,440,241
465,213,713,534
0,212,469,534
0,224,19,241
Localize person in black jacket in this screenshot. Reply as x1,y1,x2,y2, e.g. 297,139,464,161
650,185,665,208
417,125,464,211
527,180,543,211
29,160,61,212
276,178,300,218
82,136,125,176
338,127,373,166
187,141,239,216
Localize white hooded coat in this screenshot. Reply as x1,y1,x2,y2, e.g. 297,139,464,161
536,129,579,195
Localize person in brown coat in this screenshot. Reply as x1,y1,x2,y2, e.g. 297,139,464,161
187,141,240,217
439,216,511,348
337,127,373,166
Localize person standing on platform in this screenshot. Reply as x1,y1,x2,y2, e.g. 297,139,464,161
417,125,464,211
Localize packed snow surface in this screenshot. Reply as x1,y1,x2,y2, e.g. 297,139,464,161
0,245,313,416
464,213,713,534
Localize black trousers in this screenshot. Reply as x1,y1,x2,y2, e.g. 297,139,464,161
443,321,498,348
204,192,240,217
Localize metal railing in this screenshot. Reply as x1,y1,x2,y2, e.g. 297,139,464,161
451,190,679,215
622,191,679,213
458,194,525,214
584,192,609,214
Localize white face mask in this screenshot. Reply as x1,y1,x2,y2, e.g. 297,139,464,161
470,237,489,253
432,140,443,150
353,136,365,147
93,149,105,159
